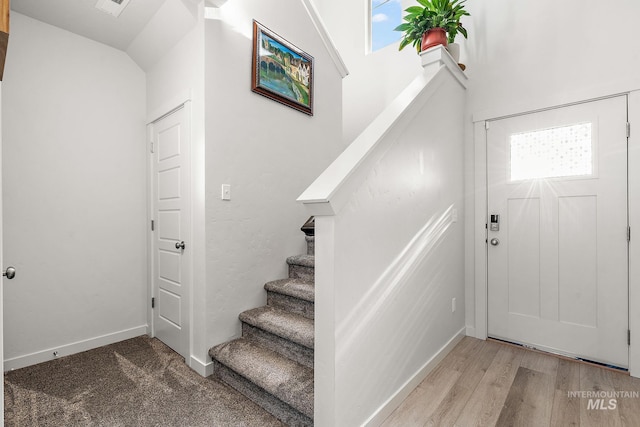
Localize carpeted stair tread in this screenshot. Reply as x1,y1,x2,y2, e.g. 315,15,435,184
264,278,314,302
240,306,314,349
286,255,315,282
210,338,314,419
286,254,315,268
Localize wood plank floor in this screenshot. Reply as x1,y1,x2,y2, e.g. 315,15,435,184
381,337,640,426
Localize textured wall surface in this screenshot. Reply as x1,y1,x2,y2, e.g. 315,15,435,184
203,0,345,359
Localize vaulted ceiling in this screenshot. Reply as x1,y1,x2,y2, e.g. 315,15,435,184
11,0,168,51
9,0,220,70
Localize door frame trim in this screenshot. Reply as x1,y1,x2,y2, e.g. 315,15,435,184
471,93,640,376
146,98,193,362
628,91,640,378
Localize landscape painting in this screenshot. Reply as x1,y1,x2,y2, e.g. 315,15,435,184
252,21,314,115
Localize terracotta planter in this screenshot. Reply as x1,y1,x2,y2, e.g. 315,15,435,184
421,28,447,51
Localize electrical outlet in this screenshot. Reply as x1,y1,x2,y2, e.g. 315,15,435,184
452,297,456,313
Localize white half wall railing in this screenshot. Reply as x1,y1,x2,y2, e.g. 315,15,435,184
298,46,468,426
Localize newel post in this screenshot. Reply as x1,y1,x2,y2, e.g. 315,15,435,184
420,45,468,89
301,216,314,256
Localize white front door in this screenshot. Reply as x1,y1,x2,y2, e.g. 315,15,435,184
487,96,629,368
151,106,190,360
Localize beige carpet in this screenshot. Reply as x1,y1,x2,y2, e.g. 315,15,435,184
4,336,285,426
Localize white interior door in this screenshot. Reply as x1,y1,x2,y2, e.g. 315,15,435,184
151,105,190,360
0,84,5,422
487,96,629,368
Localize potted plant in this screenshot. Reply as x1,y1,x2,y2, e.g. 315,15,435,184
395,0,469,54
444,1,469,63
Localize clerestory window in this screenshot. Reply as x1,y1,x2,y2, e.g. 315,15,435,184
370,0,402,53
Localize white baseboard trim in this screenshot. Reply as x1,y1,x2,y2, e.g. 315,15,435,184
190,355,214,377
363,327,466,427
4,325,149,372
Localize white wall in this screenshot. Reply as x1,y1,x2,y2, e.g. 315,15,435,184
464,0,640,118
313,0,453,144
316,0,640,127
128,0,199,73
203,0,344,353
145,3,207,372
336,77,465,426
2,13,147,369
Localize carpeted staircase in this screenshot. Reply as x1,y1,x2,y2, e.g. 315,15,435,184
209,223,315,426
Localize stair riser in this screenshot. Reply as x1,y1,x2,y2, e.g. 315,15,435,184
289,265,314,282
242,323,313,369
267,292,314,320
213,361,313,426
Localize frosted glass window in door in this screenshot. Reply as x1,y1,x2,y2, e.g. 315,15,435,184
510,123,593,181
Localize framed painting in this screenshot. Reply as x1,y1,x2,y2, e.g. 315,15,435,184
252,21,314,116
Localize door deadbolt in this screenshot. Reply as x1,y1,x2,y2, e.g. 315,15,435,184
490,214,500,231
3,266,16,279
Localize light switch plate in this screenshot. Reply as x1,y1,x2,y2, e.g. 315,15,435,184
221,184,231,201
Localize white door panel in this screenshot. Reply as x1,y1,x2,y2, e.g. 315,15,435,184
151,106,190,359
488,96,628,367
1,85,5,418
159,211,181,240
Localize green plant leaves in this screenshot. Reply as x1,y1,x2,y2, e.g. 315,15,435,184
404,6,425,15
394,0,470,52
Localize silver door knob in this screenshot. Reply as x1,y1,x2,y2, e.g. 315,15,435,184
175,241,186,250
3,266,16,279
490,238,500,246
